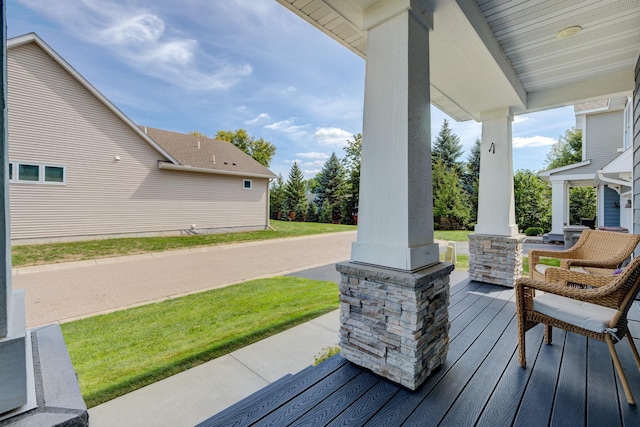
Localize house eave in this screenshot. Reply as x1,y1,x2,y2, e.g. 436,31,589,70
158,162,276,179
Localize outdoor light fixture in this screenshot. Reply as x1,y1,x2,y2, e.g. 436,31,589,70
557,26,582,39
626,200,632,208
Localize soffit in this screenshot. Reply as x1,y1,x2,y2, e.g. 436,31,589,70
276,0,640,121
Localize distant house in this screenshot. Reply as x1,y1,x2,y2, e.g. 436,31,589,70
539,96,633,241
7,33,276,244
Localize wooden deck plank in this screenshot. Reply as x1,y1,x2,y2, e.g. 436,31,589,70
613,338,640,426
586,338,622,427
254,363,361,426
287,371,380,426
550,332,587,426
197,355,348,427
402,289,516,425
324,379,399,427
513,329,567,426
475,325,545,427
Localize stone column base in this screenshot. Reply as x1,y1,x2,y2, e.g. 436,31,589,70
468,234,525,287
336,261,454,390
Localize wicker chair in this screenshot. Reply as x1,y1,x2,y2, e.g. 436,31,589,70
529,229,640,282
516,256,640,404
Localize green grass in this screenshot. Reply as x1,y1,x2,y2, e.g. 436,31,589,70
522,256,560,275
61,276,339,408
434,230,471,242
12,220,356,267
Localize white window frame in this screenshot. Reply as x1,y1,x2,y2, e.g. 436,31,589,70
243,179,252,190
623,97,632,150
10,161,66,185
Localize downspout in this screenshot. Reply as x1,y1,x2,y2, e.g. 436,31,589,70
267,178,276,231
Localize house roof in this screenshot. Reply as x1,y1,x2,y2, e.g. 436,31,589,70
142,127,276,179
7,33,180,165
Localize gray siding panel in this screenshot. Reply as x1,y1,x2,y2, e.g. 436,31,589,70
7,43,268,241
634,54,640,234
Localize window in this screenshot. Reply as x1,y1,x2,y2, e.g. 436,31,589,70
243,179,252,190
10,162,66,185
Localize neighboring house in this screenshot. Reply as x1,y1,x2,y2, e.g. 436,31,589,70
539,96,633,241
7,33,276,244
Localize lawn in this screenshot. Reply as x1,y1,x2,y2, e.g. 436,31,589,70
12,220,356,267
433,230,471,242
61,275,339,408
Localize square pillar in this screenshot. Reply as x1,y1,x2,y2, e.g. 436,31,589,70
468,234,525,287
337,261,453,390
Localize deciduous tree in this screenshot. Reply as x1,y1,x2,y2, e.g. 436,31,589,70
215,128,276,167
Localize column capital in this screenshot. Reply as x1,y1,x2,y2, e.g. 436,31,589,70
480,107,515,122
364,0,432,31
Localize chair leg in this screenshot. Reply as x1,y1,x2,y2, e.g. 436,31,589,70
544,324,552,344
606,336,636,405
626,331,640,372
517,317,526,368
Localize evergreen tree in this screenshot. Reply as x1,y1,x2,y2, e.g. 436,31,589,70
462,137,481,223
284,162,307,220
432,159,470,229
432,119,464,176
269,174,286,220
315,153,346,223
342,134,362,224
513,169,552,232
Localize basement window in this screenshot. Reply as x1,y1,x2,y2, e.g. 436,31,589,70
243,179,252,190
11,162,66,185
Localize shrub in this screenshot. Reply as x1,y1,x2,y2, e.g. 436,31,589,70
313,345,340,365
524,227,543,236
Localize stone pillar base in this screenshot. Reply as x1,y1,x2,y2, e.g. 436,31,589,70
468,234,525,287
336,261,454,390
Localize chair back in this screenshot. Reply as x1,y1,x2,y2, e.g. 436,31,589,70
572,230,640,265
604,256,640,327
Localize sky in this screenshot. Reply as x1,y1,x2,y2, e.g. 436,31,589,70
6,0,577,179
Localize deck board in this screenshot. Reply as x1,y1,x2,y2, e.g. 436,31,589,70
199,280,640,427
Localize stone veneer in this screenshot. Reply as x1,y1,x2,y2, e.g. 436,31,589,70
468,234,525,287
335,261,454,390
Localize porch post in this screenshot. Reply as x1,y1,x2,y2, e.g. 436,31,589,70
469,110,525,287
550,179,569,238
0,0,27,412
337,0,452,391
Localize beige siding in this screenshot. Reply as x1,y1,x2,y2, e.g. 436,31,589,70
7,43,268,241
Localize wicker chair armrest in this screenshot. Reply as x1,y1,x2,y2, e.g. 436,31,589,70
563,258,626,269
529,249,578,263
544,267,616,288
515,276,608,302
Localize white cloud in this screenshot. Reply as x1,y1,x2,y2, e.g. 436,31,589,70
265,119,308,136
18,0,252,91
313,127,352,146
513,115,530,124
512,136,557,148
296,152,329,160
245,113,271,125
303,168,322,176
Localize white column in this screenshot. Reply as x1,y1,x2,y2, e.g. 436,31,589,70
550,179,569,235
351,0,438,271
475,111,518,236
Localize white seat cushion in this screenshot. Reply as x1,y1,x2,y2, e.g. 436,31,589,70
535,264,588,276
533,293,618,333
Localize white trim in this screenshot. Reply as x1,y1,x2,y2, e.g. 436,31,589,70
158,162,274,179
10,161,66,185
538,159,591,178
243,179,252,190
7,33,179,165
548,173,595,182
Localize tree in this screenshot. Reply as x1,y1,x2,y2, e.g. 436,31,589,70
215,128,276,167
284,162,307,220
513,169,551,232
314,153,346,223
432,159,470,229
342,134,362,224
462,137,481,224
570,186,597,225
544,128,582,170
432,119,464,176
269,174,286,220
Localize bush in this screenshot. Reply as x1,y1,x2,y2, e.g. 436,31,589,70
313,345,340,365
524,227,543,236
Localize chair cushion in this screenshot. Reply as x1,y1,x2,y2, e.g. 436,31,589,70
533,293,618,333
535,264,588,276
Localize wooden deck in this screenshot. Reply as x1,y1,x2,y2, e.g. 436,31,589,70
198,278,640,426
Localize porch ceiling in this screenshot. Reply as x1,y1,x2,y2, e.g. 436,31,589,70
276,0,640,121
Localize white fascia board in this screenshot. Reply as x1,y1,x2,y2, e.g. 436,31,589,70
538,160,592,178
158,162,275,179
548,173,595,182
8,33,180,165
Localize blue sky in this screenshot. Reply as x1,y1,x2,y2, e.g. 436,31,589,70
7,0,576,178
